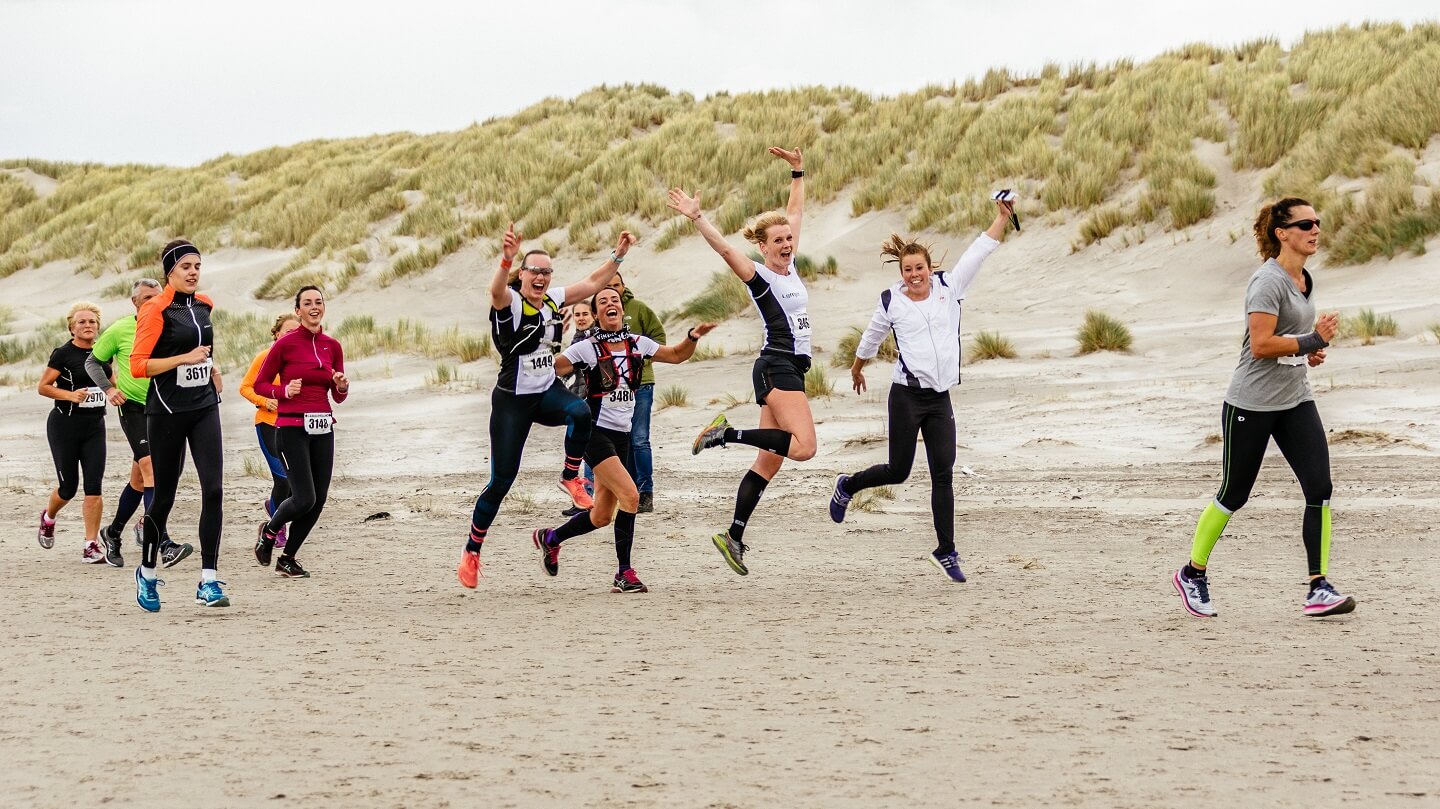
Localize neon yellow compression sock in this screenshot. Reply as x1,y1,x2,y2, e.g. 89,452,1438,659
1189,500,1232,568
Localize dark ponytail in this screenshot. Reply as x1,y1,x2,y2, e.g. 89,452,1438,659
1253,198,1311,261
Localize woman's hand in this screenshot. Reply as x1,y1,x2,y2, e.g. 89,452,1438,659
264,398,279,412
182,345,210,365
1315,312,1339,343
850,365,867,395
666,188,702,221
614,230,636,259
332,370,349,394
285,378,303,399
691,322,717,338
1307,349,1327,368
65,388,88,404
106,388,126,406
769,146,803,170
502,222,521,264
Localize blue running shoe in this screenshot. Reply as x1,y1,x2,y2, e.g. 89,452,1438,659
830,474,853,523
195,580,231,608
135,567,163,612
929,551,967,583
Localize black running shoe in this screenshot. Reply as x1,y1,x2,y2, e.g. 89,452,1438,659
160,539,193,568
274,556,309,578
532,528,560,576
101,526,125,568
254,521,275,567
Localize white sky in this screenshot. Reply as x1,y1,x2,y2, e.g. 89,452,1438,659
1,0,1435,166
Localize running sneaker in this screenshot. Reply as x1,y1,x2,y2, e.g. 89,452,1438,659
711,530,748,576
82,540,107,564
101,526,125,568
273,523,288,551
692,413,730,455
611,568,649,594
829,474,853,523
133,518,143,549
560,504,587,518
929,551,967,583
135,567,163,612
458,549,483,588
160,540,193,568
558,477,594,510
254,521,276,567
1303,578,1356,617
1172,567,1217,618
274,556,309,578
37,510,55,549
532,528,560,576
195,580,230,608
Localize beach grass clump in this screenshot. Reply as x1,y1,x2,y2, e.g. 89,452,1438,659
794,254,839,280
1077,205,1130,246
657,384,689,409
1076,310,1133,354
1341,308,1398,345
689,341,726,362
445,329,494,362
707,391,752,409
853,485,896,513
804,364,835,398
426,362,457,388
1429,323,1440,343
970,330,1018,361
676,272,751,322
832,326,898,368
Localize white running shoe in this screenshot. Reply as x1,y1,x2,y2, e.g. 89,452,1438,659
1302,579,1356,617
81,540,107,564
1172,568,1216,617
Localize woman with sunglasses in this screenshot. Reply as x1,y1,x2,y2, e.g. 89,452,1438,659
458,223,634,587
1172,198,1355,619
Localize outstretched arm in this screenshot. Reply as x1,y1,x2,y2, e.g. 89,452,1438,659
563,230,636,305
770,147,805,251
652,323,717,364
490,223,521,311
666,189,756,282
947,199,1012,297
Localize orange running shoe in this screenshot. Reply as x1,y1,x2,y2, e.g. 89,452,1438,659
458,549,484,588
557,477,594,510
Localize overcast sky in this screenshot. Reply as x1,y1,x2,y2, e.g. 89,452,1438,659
1,0,1434,167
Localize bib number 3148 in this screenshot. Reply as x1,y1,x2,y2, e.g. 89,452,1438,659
178,359,212,388
304,412,334,435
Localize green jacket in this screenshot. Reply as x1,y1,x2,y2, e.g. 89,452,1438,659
621,289,665,385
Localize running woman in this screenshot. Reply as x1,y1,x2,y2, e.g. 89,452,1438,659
37,302,111,564
666,146,816,575
252,287,347,578
130,239,229,611
536,287,716,592
1172,198,1355,619
457,224,635,587
240,313,301,553
829,197,1015,582
85,278,194,568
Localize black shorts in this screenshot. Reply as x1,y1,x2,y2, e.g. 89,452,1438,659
751,352,811,406
584,426,632,468
117,399,150,461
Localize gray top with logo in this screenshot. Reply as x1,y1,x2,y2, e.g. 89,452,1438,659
1225,259,1317,412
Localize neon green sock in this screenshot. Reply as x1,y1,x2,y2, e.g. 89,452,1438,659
1189,501,1231,567
1319,503,1332,577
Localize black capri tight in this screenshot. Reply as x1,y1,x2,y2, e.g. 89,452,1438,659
143,406,224,570
844,385,957,555
266,427,335,557
47,411,106,501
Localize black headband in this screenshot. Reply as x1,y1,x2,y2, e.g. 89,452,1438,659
162,241,200,275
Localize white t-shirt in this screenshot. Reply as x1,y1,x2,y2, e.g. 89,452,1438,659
493,284,566,395
746,261,811,357
562,335,660,432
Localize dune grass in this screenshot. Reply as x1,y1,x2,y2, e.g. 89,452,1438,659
1341,308,1398,345
804,364,835,398
832,326,898,368
1076,310,1133,354
675,272,751,322
970,330,1018,361
3,24,1439,284
657,384,689,409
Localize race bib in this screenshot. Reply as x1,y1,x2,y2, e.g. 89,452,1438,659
1278,334,1308,366
79,387,106,408
178,358,213,388
520,350,555,378
304,412,334,435
790,310,812,338
605,387,636,413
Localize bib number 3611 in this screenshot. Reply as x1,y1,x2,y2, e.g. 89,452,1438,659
304,412,334,435
178,358,212,388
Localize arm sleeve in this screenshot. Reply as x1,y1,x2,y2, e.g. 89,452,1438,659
239,351,269,408
855,297,894,361
946,233,1001,298
90,325,117,363
253,343,284,399
330,342,348,403
130,301,162,378
84,351,112,390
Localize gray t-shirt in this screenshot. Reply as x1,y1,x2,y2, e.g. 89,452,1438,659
1224,259,1316,411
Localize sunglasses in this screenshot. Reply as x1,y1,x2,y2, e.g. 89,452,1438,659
1280,218,1321,232
521,266,554,275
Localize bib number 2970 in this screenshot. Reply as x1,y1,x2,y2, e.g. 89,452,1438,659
178,359,212,388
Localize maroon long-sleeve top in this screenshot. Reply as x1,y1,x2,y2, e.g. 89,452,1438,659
254,326,348,428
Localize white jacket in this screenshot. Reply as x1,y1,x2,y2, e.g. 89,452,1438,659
855,233,1000,391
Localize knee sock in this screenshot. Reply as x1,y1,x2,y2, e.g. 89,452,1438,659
143,487,154,510
614,509,635,571
465,525,487,554
551,509,601,545
109,485,145,534
723,427,791,456
1189,500,1232,568
728,470,770,541
1304,501,1331,577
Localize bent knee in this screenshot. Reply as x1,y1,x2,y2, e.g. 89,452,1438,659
591,509,615,528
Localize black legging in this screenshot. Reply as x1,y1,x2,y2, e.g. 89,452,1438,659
142,406,223,569
47,411,106,500
257,423,291,510
843,385,957,555
266,428,334,557
1215,400,1332,574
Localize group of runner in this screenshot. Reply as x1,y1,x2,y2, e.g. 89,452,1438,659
31,145,1356,619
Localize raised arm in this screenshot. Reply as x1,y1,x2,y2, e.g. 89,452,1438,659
562,230,635,305
770,147,805,251
666,189,756,282
946,199,1011,297
490,223,521,311
651,323,717,364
